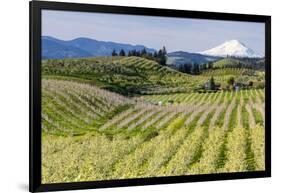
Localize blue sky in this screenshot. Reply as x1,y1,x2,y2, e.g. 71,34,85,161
42,10,265,55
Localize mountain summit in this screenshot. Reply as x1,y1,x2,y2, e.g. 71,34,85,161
198,40,262,58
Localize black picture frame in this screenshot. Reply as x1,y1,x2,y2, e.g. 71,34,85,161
29,1,271,192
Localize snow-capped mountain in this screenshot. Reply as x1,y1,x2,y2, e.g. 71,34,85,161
198,40,262,58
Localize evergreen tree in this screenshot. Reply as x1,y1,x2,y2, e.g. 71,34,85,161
158,49,163,58
178,64,184,73
131,49,137,56
208,61,213,69
147,52,153,58
158,46,167,66
125,46,167,65
183,64,192,74
135,50,140,57
141,48,147,56
153,51,158,58
227,76,235,86
248,80,253,87
202,63,207,70
119,49,126,56
210,76,216,90
162,46,167,55
112,49,117,56
192,63,200,75
237,62,242,68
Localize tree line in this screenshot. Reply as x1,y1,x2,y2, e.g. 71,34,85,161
178,62,214,75
112,46,167,66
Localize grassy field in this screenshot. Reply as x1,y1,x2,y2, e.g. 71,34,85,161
41,56,265,183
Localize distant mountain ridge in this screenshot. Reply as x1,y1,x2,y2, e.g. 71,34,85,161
42,37,262,67
42,36,156,59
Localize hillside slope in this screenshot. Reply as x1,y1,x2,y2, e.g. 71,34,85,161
212,57,264,70
42,56,200,95
42,79,133,136
213,58,243,68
